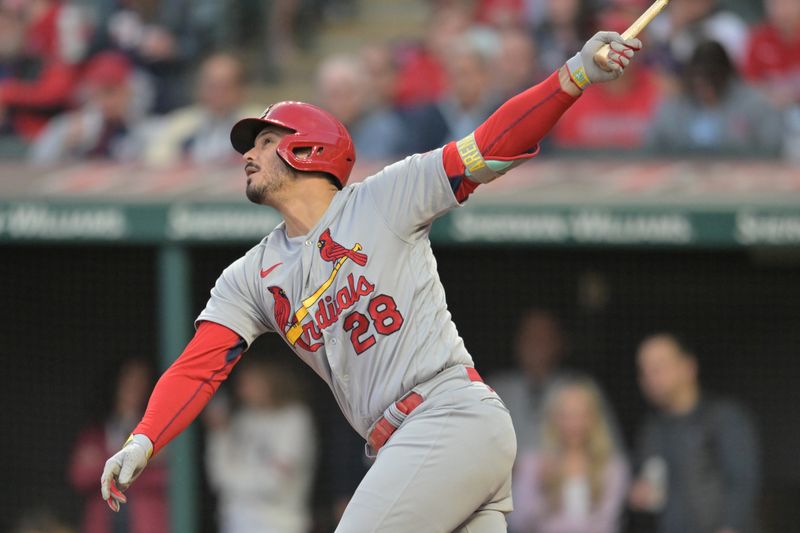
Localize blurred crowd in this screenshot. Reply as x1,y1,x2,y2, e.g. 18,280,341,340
497,312,760,533
0,0,798,166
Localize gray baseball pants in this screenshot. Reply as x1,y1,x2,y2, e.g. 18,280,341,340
336,367,517,532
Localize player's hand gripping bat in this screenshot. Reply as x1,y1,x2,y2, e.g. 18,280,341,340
594,0,671,71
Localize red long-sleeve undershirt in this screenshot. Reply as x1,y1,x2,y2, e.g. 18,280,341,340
133,321,245,455
131,70,577,456
442,69,578,202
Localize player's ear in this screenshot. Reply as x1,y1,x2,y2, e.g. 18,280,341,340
293,147,313,160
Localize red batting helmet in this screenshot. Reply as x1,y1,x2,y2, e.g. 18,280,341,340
230,101,356,187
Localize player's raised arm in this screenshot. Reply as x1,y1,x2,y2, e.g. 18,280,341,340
441,31,642,196
364,32,641,241
99,321,247,511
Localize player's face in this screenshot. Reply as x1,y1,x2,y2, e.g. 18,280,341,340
242,127,295,205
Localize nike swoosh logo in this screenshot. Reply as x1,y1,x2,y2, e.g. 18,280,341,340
260,262,283,278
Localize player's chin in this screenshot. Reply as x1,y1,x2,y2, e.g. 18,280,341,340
245,181,267,204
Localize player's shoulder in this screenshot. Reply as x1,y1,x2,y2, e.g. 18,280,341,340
359,147,445,184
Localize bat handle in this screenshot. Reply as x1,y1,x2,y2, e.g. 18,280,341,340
594,28,638,71
592,0,670,71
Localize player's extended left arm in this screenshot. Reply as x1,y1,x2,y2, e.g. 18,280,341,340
441,31,642,200
99,321,246,511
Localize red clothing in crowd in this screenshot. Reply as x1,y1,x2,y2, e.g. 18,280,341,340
393,48,448,107
744,23,800,96
474,0,524,26
0,1,82,139
553,67,661,149
69,425,168,533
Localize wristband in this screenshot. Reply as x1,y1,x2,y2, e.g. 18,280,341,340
565,54,591,91
126,433,154,460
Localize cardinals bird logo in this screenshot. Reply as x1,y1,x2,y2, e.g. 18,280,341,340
267,286,292,331
317,228,368,266
267,286,322,352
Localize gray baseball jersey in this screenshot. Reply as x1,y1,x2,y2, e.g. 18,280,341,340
197,148,473,438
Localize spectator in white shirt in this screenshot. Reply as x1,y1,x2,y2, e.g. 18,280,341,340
204,356,316,533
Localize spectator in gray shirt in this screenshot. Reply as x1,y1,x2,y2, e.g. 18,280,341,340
649,41,783,157
315,53,406,162
489,309,622,456
629,333,760,533
489,309,572,456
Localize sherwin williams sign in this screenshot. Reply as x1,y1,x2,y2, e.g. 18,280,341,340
1,201,799,248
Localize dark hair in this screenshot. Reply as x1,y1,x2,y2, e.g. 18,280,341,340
684,40,737,98
643,332,698,361
324,173,343,190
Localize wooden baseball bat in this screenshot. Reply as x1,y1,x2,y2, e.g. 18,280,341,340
594,0,671,71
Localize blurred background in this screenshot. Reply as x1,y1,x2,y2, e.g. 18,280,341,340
1,0,799,532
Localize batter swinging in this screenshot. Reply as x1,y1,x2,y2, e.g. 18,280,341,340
100,32,642,532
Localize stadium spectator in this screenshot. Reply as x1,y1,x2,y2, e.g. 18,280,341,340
474,0,525,29
508,376,629,533
646,0,749,71
522,0,550,29
85,0,224,113
629,333,760,533
0,8,19,79
142,53,259,166
743,0,800,109
489,309,572,455
393,3,470,107
360,44,400,112
204,356,316,533
324,414,372,525
30,51,153,163
261,0,308,80
0,1,88,141
402,29,501,154
533,0,595,75
68,358,167,533
316,53,406,161
552,7,662,150
493,28,544,100
648,41,783,157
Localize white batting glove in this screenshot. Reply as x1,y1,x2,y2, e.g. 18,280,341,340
100,434,153,512
565,31,643,90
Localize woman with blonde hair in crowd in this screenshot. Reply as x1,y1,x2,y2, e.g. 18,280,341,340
509,376,629,533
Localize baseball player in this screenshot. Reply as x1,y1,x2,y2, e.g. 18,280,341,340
100,32,641,532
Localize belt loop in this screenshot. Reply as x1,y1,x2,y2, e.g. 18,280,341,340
364,442,377,459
